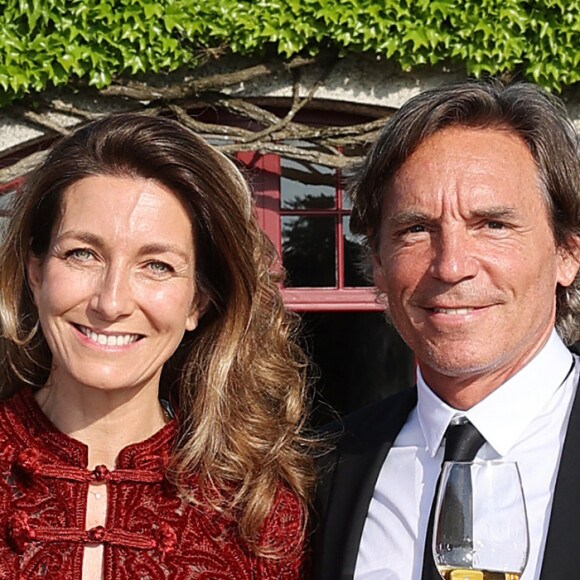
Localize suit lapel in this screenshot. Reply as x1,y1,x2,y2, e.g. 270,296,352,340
539,374,580,579
312,388,418,580
313,365,580,580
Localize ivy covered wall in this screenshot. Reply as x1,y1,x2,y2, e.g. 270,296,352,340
1,0,579,108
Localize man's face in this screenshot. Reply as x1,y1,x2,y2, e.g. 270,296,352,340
373,126,580,403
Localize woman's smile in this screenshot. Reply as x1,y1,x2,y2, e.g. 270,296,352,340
74,323,143,347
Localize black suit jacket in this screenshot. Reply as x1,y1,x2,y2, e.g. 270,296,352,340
311,380,580,580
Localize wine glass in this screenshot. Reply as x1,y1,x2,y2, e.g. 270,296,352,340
432,460,529,580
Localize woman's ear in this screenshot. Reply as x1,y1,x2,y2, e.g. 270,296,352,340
185,292,210,332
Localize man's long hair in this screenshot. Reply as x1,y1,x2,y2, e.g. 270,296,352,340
349,80,580,343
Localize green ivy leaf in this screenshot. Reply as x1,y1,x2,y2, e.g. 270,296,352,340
0,0,579,108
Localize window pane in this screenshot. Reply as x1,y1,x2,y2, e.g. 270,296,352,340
282,215,336,287
280,157,336,210
340,144,366,210
343,216,372,286
0,190,15,213
0,191,14,240
342,188,352,210
300,311,415,426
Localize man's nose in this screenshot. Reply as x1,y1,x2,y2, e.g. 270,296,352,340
429,229,478,283
90,266,135,320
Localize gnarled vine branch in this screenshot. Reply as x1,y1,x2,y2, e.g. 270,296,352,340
0,53,393,186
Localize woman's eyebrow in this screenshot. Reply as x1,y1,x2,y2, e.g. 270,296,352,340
137,243,192,261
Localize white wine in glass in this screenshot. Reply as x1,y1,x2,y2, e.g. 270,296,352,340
437,568,520,580
433,461,529,580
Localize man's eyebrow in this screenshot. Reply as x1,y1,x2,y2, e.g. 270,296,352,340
387,211,430,227
387,206,520,226
470,207,519,220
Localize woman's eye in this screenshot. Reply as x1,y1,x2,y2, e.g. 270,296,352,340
66,248,94,261
147,261,174,274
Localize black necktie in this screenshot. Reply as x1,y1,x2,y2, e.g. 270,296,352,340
421,420,486,580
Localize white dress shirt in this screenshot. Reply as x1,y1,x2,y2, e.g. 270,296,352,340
354,330,578,580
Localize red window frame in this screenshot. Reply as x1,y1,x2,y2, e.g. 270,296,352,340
237,150,380,312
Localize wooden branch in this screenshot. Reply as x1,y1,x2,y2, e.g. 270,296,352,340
238,60,334,145
0,130,371,187
100,54,318,100
217,141,358,168
2,51,385,182
197,94,282,126
263,116,391,141
169,100,379,153
168,104,254,138
45,99,104,121
14,109,72,136
323,131,383,147
0,111,379,184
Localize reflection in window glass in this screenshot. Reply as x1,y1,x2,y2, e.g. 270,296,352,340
343,216,372,287
342,188,352,210
282,215,336,287
301,311,415,426
281,157,336,210
0,191,15,240
340,144,366,210
0,190,15,213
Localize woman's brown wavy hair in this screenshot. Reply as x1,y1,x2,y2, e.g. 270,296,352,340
0,112,315,554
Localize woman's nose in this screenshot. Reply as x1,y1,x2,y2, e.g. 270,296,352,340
90,266,135,320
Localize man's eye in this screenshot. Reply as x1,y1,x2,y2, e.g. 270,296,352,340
486,221,505,229
407,224,427,233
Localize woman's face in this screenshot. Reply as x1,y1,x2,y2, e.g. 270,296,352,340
27,175,204,395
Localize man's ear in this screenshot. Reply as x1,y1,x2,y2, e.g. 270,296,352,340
372,250,388,293
369,228,388,293
557,235,580,287
185,292,210,332
26,253,43,306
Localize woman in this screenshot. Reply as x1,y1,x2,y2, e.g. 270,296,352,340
0,113,314,578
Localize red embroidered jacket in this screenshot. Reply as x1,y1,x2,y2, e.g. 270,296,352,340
0,388,306,579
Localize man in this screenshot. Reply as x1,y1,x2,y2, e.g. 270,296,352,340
311,81,580,580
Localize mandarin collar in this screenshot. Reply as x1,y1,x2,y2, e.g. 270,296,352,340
9,386,177,472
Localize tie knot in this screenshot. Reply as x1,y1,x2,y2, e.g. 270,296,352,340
443,420,485,462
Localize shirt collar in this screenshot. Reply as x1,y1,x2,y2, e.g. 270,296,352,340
417,329,573,458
